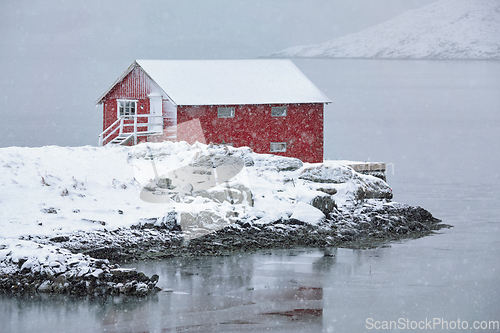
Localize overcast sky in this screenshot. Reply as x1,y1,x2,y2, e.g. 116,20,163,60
0,0,436,147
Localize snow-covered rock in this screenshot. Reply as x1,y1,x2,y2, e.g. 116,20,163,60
350,175,394,201
0,239,159,295
299,164,392,204
193,182,254,206
179,210,234,240
299,164,357,184
269,0,500,60
253,155,303,172
290,202,325,226
309,192,337,215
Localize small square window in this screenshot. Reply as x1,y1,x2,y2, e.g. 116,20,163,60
270,142,287,153
118,100,137,117
271,106,287,117
218,107,235,118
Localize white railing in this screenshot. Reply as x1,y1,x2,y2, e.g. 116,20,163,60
98,114,164,146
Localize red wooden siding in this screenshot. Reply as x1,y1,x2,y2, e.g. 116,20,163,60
101,67,161,144
177,103,324,163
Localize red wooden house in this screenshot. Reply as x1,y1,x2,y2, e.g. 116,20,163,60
96,60,330,163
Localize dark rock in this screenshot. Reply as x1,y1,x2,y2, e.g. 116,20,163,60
50,236,70,243
359,171,386,181
317,187,337,195
354,179,393,201
17,258,28,269
137,211,180,231
94,260,108,268
310,194,337,215
138,219,156,229
41,207,58,214
137,272,150,282
81,218,106,226
82,247,123,261
110,268,138,278
241,155,254,167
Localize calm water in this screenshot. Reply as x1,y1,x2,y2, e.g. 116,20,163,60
1,59,500,332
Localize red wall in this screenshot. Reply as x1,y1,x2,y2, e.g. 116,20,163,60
177,103,324,163
101,67,156,144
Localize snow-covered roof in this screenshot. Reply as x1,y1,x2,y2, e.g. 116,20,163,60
97,59,331,106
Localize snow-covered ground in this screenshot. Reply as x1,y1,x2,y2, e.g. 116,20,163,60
0,142,392,271
269,0,500,60
0,142,390,240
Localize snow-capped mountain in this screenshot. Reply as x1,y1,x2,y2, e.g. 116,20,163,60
269,0,500,60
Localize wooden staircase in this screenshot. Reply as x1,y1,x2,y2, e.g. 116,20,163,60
98,115,165,146
108,133,134,146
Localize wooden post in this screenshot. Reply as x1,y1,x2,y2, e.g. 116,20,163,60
134,115,138,145
119,118,124,136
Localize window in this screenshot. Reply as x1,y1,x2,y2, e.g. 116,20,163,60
271,106,287,117
117,100,137,117
218,106,235,118
270,142,287,152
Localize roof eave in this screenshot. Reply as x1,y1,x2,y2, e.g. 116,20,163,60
174,100,331,106
95,61,139,105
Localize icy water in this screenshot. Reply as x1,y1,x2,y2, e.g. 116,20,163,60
2,59,500,332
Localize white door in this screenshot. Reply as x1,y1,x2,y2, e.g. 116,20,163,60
149,95,163,133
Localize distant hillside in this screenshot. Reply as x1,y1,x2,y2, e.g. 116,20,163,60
269,0,500,60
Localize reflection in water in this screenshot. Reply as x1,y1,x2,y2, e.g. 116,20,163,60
128,250,328,332
2,241,499,332
0,293,158,333
1,250,333,332
313,248,337,272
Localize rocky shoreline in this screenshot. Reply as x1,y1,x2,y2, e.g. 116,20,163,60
35,200,447,259
0,143,451,296
0,245,160,296
1,200,448,296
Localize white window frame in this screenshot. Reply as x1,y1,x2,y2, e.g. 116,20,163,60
270,142,287,153
271,106,287,117
217,106,235,118
117,99,138,118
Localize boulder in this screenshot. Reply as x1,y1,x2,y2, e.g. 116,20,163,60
299,164,356,183
110,268,138,278
41,207,58,214
353,176,393,200
254,155,303,172
290,202,325,226
310,193,337,215
192,183,253,206
179,210,233,240
317,187,337,195
190,154,231,168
